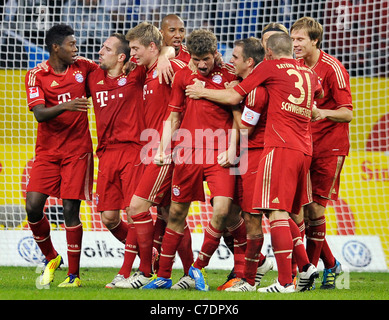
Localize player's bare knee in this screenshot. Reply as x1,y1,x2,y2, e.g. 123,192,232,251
101,211,121,230
127,196,150,216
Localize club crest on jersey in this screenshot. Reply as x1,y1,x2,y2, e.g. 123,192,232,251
73,71,84,83
243,109,254,122
172,185,180,197
212,74,222,84
152,69,158,79
117,76,127,86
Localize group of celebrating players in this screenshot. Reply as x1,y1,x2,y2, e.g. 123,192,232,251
24,12,352,293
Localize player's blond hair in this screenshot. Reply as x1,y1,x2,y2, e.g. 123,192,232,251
267,33,293,57
290,16,323,49
125,22,163,51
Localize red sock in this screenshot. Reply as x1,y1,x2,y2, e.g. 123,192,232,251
227,217,247,278
270,219,293,286
177,223,193,275
109,220,128,244
320,239,336,269
193,222,223,270
131,211,154,277
288,218,310,270
306,216,326,266
245,236,263,285
153,214,166,252
28,215,58,261
65,223,83,277
158,228,184,279
297,220,306,239
291,220,305,276
119,223,138,278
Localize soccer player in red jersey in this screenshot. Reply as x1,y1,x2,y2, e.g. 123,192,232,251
160,14,191,64
25,24,98,287
291,17,353,289
143,29,246,291
86,33,147,288
108,22,188,289
216,37,272,292
186,33,323,293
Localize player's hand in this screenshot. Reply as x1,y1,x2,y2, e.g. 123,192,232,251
123,60,136,75
224,80,240,89
157,55,174,84
185,78,205,99
311,104,326,122
63,98,91,112
217,149,236,168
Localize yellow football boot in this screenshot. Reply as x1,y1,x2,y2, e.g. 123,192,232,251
40,254,63,286
58,274,81,288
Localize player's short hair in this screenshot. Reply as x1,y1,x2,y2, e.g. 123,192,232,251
267,33,293,57
125,22,163,51
45,24,74,53
110,33,130,64
186,29,217,57
160,14,185,29
234,37,265,65
261,22,289,40
290,16,323,48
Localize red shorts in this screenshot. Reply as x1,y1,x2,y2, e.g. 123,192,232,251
27,152,94,201
252,147,312,215
134,162,173,207
171,148,235,203
236,148,263,214
96,144,145,211
310,155,345,207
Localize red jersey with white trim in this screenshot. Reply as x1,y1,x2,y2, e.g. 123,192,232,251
25,57,98,157
175,44,191,64
240,86,269,149
87,65,146,156
143,58,187,135
300,50,353,157
235,58,323,156
169,64,238,150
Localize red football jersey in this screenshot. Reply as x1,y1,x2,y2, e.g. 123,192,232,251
25,57,98,157
235,58,323,156
175,44,191,64
87,65,147,156
240,86,269,149
169,64,237,150
143,58,187,134
303,50,353,157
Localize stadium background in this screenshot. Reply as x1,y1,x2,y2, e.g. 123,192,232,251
0,0,388,271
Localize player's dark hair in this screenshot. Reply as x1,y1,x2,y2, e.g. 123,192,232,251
111,33,131,64
45,24,75,53
261,22,288,40
234,37,265,65
186,29,217,57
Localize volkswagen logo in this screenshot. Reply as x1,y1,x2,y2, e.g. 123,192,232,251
342,240,372,268
18,236,45,264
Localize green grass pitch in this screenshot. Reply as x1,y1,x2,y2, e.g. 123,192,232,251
0,267,388,301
